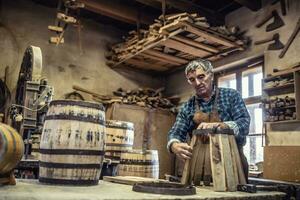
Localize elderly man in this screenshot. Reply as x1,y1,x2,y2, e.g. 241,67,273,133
167,58,250,180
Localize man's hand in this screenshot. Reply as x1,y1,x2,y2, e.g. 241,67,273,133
171,142,192,161
197,122,229,143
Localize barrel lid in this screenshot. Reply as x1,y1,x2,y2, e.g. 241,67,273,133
106,120,134,130
49,100,104,111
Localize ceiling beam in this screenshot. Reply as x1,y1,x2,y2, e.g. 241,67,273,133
135,0,162,9
151,0,224,25
233,0,262,11
79,0,156,25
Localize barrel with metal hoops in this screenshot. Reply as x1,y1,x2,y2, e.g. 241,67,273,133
118,150,159,179
39,100,105,185
104,120,134,161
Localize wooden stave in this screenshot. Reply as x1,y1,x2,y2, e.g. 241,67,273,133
0,124,24,174
39,101,105,185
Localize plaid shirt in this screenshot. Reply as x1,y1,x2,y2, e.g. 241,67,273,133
167,87,250,151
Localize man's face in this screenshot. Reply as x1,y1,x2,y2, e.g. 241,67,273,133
186,67,213,97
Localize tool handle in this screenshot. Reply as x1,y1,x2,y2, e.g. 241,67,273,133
256,12,273,28
279,18,300,58
254,37,273,45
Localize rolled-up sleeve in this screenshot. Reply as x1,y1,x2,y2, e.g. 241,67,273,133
224,90,250,137
167,103,192,152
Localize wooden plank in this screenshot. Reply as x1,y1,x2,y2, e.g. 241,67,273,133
264,146,300,182
144,49,188,64
125,58,168,71
103,176,166,185
140,53,181,66
229,136,246,185
173,35,219,53
181,135,197,185
190,137,201,185
229,136,240,186
162,39,211,57
182,22,239,47
203,143,212,185
219,134,237,192
210,134,226,191
193,139,206,185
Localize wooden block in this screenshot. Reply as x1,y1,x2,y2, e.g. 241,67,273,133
219,134,237,191
48,25,63,32
210,134,226,191
229,136,239,186
49,37,64,44
228,135,246,185
264,146,300,182
57,12,77,23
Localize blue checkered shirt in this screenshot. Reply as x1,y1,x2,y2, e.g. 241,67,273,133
167,87,250,151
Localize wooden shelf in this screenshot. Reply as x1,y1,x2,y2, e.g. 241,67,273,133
264,120,300,124
263,83,294,93
106,13,246,72
269,105,296,110
264,63,300,82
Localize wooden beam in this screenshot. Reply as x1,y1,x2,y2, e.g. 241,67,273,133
172,35,219,53
144,49,188,64
233,0,262,11
125,58,168,71
140,52,182,66
79,0,155,24
152,0,224,25
135,0,162,9
162,39,211,57
182,22,239,48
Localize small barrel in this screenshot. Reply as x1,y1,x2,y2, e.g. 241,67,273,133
118,150,159,179
105,120,134,162
0,123,24,174
39,100,105,185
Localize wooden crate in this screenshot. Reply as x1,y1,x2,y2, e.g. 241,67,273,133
106,103,176,178
264,146,300,182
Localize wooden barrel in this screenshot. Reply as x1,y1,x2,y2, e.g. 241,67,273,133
0,123,24,174
39,100,105,185
118,150,159,179
105,120,134,162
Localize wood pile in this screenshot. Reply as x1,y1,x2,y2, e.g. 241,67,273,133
72,85,180,112
106,12,248,71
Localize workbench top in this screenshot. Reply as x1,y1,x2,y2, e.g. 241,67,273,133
0,179,285,200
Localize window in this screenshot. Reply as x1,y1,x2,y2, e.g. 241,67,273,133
218,73,236,90
217,62,264,166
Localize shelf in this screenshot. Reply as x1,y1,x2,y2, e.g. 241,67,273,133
264,120,300,124
264,63,300,82
268,105,296,110
263,83,294,93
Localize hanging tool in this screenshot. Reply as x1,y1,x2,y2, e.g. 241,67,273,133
256,10,284,32
271,0,287,16
254,33,284,50
279,17,300,58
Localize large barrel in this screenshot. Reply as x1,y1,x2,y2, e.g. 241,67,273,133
39,100,105,185
105,120,134,162
0,123,24,174
118,150,159,179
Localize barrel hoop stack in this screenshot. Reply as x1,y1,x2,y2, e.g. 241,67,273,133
39,100,105,186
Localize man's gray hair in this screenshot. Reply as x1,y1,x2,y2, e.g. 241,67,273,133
185,58,213,75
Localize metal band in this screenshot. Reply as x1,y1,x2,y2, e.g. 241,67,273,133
50,100,104,111
106,124,134,131
40,149,105,156
39,177,99,186
45,115,105,125
40,161,101,169
105,143,133,147
133,182,196,195
120,160,159,165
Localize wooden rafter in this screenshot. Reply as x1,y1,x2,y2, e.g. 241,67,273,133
79,0,155,24
144,49,188,64
162,39,211,57
233,0,261,11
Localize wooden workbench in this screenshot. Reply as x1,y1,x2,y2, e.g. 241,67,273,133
0,179,285,200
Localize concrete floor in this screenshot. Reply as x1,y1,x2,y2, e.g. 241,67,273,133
0,179,285,200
